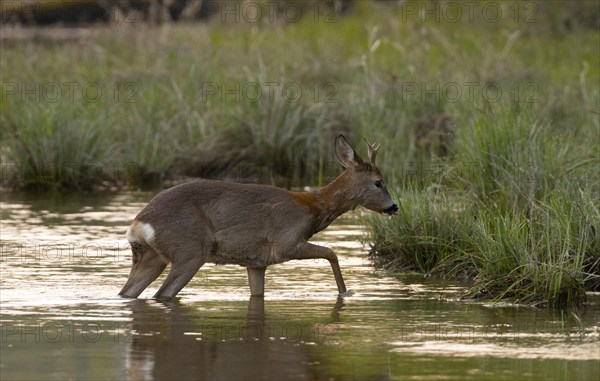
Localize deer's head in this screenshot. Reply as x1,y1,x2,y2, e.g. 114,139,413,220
335,135,398,216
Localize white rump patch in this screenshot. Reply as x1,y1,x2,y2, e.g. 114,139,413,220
125,221,156,244
141,223,156,243
125,226,134,243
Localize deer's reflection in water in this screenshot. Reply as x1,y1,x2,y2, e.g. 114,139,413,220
126,297,345,381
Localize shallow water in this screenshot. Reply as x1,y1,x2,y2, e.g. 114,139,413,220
1,192,599,381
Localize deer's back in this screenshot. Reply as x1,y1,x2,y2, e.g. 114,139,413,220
134,180,312,266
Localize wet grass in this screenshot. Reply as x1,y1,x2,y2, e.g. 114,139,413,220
1,1,599,307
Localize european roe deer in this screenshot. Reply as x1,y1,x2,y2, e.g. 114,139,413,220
119,135,397,299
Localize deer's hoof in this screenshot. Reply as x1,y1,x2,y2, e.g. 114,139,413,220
339,289,355,297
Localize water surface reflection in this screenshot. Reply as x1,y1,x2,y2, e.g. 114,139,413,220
126,297,346,381
1,192,598,381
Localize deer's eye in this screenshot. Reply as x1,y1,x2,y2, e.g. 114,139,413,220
374,180,383,189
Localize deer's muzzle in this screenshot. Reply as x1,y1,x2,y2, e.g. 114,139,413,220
383,204,398,215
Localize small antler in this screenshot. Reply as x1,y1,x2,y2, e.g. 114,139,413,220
364,138,380,164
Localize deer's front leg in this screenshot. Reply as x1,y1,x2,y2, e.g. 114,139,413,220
247,267,266,296
287,243,347,295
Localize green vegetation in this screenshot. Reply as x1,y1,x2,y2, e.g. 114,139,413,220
1,1,598,307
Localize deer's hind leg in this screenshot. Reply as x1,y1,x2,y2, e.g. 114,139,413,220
119,243,168,298
153,257,205,299
154,226,217,299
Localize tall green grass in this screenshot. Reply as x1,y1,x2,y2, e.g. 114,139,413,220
367,99,599,307
368,182,599,307
1,98,116,190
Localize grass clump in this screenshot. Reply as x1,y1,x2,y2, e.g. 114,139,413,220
362,1,600,308
368,184,600,308
1,99,116,190
367,102,599,308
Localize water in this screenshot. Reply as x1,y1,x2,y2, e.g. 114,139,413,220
1,192,599,381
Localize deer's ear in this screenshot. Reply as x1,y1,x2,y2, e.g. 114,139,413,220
335,135,363,168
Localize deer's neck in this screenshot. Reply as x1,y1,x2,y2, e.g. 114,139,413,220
293,171,359,236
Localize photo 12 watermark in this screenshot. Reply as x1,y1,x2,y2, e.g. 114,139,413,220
200,81,339,104
0,238,342,266
1,81,139,103
1,321,133,344
399,81,538,104
200,0,341,24
0,320,324,345
398,1,539,24
0,240,130,264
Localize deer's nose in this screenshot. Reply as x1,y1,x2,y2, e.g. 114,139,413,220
384,204,398,215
